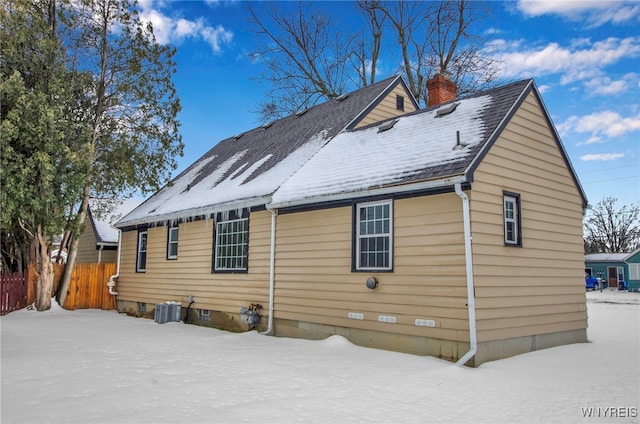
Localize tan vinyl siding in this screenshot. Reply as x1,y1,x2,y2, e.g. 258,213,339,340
470,91,587,343
274,193,471,342
76,223,99,263
116,210,271,313
98,248,117,263
355,84,417,128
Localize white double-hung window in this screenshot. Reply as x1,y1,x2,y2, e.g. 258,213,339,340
503,192,521,246
355,200,393,271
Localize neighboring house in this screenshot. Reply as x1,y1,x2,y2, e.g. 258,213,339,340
585,249,640,291
115,74,588,366
75,199,141,263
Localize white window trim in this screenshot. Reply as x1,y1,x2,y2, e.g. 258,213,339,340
136,230,148,272
167,226,179,259
198,308,211,321
630,264,640,281
214,217,249,272
355,199,393,271
503,194,520,246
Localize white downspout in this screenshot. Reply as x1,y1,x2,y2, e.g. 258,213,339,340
261,208,277,335
106,229,122,296
98,245,103,263
455,183,477,366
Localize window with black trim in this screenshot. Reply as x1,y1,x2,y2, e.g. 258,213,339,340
396,95,405,111
213,216,249,272
355,200,393,271
503,192,521,246
167,224,178,259
136,230,148,272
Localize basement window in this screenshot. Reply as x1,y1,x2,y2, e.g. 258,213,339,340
198,309,211,322
503,192,522,247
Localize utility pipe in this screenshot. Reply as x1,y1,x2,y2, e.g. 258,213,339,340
455,182,477,366
261,207,277,335
106,229,122,296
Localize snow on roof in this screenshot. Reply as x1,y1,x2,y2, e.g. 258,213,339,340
271,95,492,206
116,76,407,228
117,78,543,226
90,198,141,243
117,132,329,226
585,251,638,263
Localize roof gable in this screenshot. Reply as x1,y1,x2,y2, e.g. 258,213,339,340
466,80,587,208
89,198,141,243
118,76,406,227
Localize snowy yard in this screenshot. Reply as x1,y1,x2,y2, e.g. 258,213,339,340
1,290,638,424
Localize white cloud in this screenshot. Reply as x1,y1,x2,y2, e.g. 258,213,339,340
559,110,640,141
583,73,638,96
537,84,551,93
137,2,233,53
580,153,625,161
489,37,640,84
517,1,640,27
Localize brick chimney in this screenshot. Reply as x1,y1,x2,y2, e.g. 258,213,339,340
427,73,457,107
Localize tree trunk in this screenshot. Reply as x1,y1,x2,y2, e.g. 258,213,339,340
35,226,54,311
57,192,89,307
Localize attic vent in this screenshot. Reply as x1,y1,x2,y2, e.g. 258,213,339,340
233,133,244,140
261,121,273,130
436,102,459,117
295,109,308,117
335,93,349,101
378,119,398,133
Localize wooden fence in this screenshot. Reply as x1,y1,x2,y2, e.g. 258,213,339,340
62,262,117,310
1,262,117,314
1,270,28,315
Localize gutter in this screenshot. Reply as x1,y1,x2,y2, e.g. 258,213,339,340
454,182,477,366
106,229,122,296
261,206,278,335
269,175,467,210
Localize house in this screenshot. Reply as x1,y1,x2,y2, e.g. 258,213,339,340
114,74,588,366
75,199,140,263
585,249,640,291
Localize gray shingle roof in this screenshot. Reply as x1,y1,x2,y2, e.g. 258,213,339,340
119,76,587,227
271,79,536,206
117,76,408,227
271,78,587,208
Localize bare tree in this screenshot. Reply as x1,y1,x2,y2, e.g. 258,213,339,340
247,0,499,119
353,0,386,86
584,198,640,253
362,0,499,105
246,2,358,121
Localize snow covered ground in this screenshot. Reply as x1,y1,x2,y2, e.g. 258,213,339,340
1,290,638,424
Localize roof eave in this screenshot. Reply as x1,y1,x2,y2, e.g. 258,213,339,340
269,175,468,210
115,195,272,229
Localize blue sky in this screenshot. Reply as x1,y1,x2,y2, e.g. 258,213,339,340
137,0,639,211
